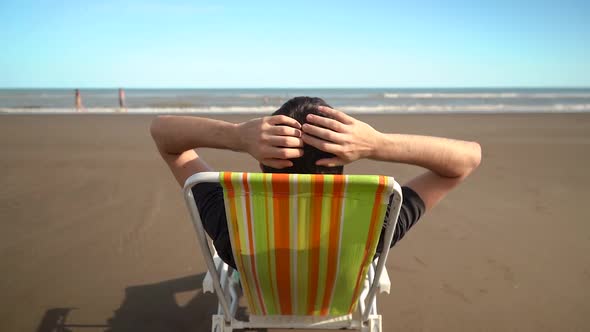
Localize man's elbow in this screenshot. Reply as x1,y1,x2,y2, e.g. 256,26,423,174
150,115,177,155
150,115,167,141
448,141,482,179
465,141,482,175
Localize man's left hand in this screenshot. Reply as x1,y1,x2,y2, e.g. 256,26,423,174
237,115,304,169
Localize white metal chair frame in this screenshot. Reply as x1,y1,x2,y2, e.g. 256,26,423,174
183,172,403,332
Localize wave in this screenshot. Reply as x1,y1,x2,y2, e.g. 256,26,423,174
0,106,278,114
237,94,265,98
2,104,590,114
341,104,590,113
383,92,590,99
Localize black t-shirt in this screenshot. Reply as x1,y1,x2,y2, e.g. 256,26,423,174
192,182,425,269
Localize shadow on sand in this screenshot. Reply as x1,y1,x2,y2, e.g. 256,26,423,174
36,273,220,332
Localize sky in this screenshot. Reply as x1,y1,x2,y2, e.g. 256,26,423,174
0,0,589,88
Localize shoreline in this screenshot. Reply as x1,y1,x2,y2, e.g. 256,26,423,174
3,110,590,115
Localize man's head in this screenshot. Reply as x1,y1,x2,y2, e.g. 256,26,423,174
261,96,344,175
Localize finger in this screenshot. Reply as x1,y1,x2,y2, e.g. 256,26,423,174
267,147,304,159
306,114,346,132
301,133,341,154
315,157,346,167
261,158,293,169
267,136,304,148
317,106,355,124
268,125,302,137
268,115,301,129
302,123,344,143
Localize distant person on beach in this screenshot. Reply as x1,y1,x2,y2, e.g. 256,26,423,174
75,89,84,112
150,97,482,268
119,88,127,112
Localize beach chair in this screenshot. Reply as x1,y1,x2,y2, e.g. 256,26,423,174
183,172,403,332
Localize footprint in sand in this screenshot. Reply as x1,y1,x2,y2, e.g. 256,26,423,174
442,282,472,304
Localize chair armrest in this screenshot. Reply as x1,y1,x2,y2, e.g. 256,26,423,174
378,264,391,294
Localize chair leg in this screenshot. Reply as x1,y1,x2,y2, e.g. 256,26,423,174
211,314,232,332
361,314,382,332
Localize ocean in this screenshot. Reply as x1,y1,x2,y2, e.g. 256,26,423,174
1,88,589,114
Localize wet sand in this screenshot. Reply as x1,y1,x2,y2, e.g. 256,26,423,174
1,113,589,331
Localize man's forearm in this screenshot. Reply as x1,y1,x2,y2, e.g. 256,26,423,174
372,133,481,178
150,115,241,155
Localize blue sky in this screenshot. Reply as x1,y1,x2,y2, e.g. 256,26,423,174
1,0,589,88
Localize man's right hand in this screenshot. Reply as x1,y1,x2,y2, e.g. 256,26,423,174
237,115,304,169
301,106,381,166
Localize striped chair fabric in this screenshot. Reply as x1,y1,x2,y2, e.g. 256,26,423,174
219,172,394,316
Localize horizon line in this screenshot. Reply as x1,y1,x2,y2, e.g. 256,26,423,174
1,86,590,90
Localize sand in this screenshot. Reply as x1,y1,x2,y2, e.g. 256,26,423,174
1,113,589,331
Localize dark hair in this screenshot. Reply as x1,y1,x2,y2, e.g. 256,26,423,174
261,96,344,175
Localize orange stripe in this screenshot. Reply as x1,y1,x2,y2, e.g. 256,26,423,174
223,172,256,310
272,173,292,314
348,176,386,313
242,173,266,315
307,174,324,315
319,175,345,315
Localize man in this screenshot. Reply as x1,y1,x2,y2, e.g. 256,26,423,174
150,97,481,268
75,89,84,112
118,88,127,111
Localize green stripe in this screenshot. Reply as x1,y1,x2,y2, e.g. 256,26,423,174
313,175,333,314
352,177,391,312
329,176,383,315
296,174,311,315
249,173,277,314
263,173,280,313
